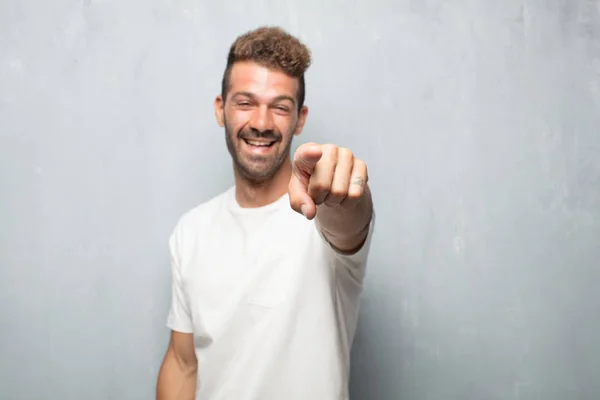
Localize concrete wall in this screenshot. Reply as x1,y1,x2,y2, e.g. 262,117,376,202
1,1,599,399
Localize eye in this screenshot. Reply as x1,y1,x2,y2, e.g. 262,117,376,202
274,105,290,113
237,101,253,109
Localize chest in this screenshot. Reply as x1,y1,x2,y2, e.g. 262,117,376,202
180,212,325,337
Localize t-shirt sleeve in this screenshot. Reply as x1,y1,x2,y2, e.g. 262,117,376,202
166,223,194,334
317,211,375,345
319,211,376,283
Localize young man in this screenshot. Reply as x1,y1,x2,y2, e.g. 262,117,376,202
156,26,375,400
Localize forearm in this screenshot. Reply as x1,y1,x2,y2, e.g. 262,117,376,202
157,349,197,400
316,185,373,253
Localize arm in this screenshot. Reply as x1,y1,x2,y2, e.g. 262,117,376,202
159,222,197,399
156,331,197,400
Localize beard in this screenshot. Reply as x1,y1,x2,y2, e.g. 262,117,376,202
224,118,295,184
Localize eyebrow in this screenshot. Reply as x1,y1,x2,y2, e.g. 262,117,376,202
232,91,296,105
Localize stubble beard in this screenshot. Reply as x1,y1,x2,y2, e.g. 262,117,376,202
224,120,295,185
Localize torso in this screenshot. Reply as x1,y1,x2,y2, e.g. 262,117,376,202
168,186,374,400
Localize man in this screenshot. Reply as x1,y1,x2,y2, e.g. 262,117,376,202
156,26,375,400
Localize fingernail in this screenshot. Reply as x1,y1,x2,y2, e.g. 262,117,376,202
301,203,308,217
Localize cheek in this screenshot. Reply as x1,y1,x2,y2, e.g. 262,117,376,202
275,115,298,137
225,111,248,135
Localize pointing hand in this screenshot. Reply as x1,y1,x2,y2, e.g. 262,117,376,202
288,143,368,220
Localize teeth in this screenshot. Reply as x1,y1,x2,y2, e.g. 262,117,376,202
246,140,271,147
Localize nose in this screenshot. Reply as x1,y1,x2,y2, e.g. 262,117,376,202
249,105,274,133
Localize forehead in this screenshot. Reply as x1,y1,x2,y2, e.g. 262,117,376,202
228,61,299,100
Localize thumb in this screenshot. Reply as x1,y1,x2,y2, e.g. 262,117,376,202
288,176,316,219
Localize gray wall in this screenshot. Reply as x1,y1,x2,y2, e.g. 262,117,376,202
1,1,599,399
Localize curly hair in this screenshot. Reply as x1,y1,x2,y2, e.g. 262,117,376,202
221,26,312,110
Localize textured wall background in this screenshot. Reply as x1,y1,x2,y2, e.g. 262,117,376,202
1,1,599,399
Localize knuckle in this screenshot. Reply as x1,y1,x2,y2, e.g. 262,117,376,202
355,160,368,177
347,187,363,198
329,187,347,198
322,143,338,156
311,182,329,193
338,147,354,161
354,158,366,169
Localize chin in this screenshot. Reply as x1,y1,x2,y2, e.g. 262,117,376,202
236,160,280,183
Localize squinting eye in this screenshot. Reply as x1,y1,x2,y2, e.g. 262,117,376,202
236,102,255,110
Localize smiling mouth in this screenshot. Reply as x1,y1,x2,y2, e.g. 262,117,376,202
243,138,277,148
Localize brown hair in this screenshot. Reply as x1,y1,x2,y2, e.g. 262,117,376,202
221,26,312,110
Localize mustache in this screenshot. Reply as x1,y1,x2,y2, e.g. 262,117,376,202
239,129,281,141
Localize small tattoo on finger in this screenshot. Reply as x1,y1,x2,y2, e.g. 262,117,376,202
352,177,366,187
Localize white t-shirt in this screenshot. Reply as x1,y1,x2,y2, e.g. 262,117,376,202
166,185,375,400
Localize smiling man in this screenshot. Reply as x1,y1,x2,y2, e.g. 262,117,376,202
156,26,375,400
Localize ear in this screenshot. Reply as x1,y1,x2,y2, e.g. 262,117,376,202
214,95,225,127
294,105,309,136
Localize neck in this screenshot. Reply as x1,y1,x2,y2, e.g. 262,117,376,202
234,158,292,208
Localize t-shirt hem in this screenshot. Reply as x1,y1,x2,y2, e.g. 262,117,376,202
166,320,194,334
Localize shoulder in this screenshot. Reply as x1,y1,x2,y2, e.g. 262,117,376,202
169,187,233,251
178,189,230,229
